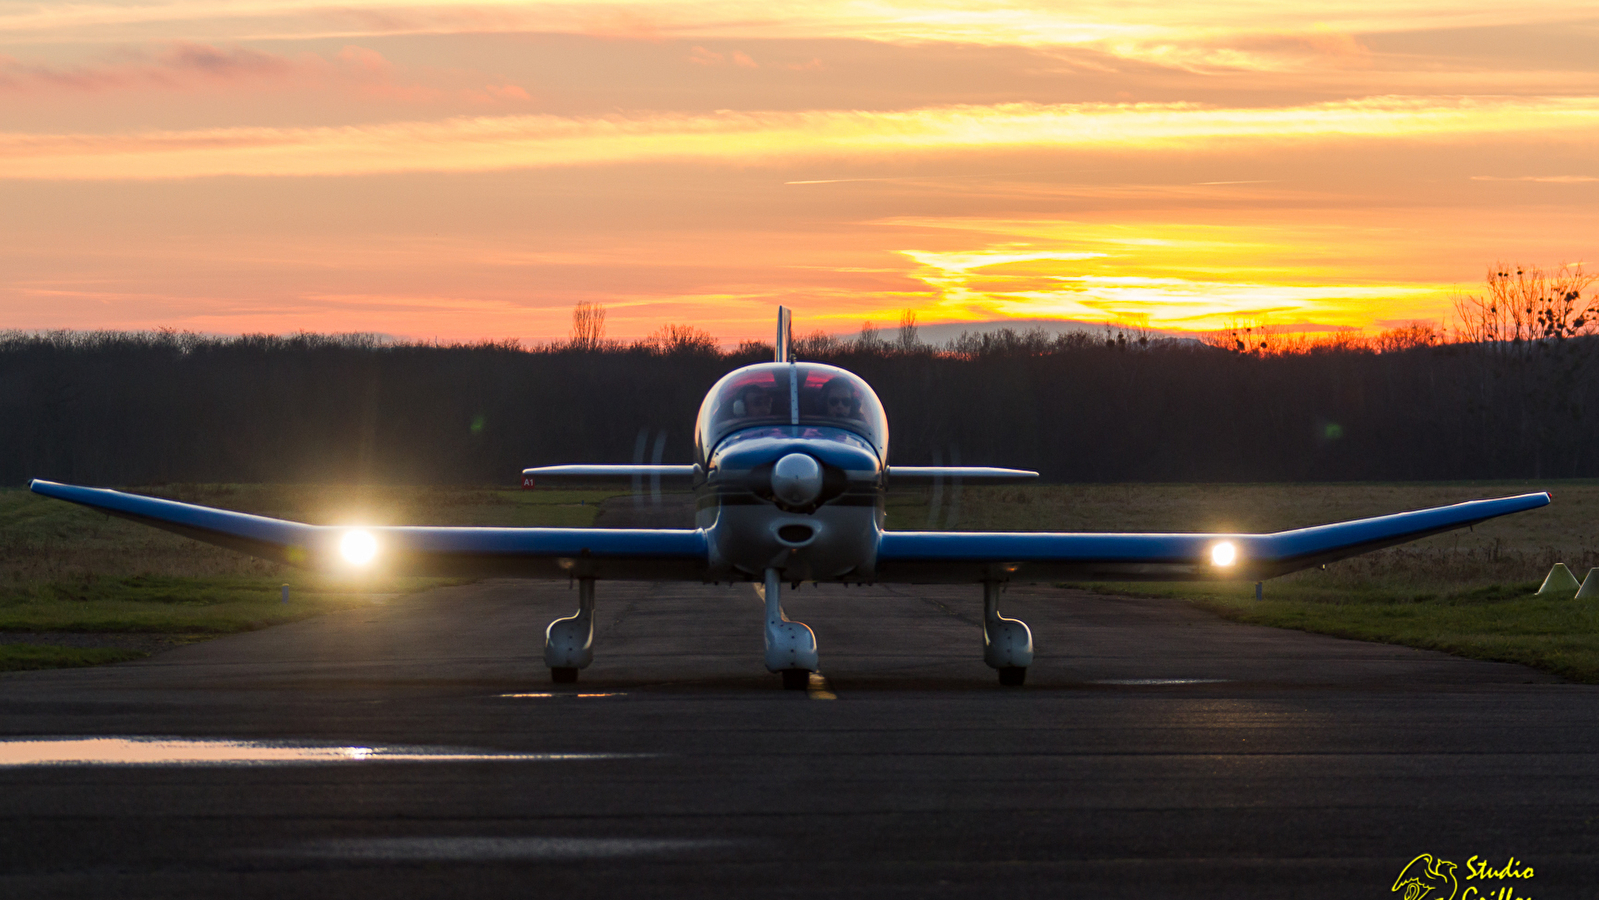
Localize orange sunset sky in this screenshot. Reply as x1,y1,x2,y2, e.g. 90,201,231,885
2,1,1596,343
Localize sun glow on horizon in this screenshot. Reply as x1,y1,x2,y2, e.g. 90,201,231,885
885,217,1459,333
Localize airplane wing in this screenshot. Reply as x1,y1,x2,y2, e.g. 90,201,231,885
31,480,1550,585
521,465,698,485
28,480,707,580
875,492,1551,583
888,467,1038,483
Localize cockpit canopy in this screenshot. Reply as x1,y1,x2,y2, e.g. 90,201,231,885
696,363,887,460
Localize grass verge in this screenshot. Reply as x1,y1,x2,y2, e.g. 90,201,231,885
0,645,150,671
0,574,415,634
0,483,628,669
1082,579,1599,683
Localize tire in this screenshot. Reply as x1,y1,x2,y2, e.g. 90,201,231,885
781,669,811,691
550,666,579,684
997,666,1027,686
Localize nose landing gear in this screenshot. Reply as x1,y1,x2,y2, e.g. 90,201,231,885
759,568,818,689
983,581,1033,686
545,577,596,683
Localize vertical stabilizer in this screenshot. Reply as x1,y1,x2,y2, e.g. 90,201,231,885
775,307,792,363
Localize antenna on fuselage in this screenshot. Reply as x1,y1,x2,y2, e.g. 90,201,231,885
775,306,792,363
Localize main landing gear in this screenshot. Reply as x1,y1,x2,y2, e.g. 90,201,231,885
983,581,1033,686
545,577,1030,688
545,577,595,683
760,568,819,690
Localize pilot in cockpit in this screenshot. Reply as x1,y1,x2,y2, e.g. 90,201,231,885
734,385,774,419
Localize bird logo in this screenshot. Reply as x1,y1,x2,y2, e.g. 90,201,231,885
1392,854,1459,900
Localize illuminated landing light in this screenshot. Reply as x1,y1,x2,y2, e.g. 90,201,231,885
341,529,378,566
1210,541,1237,567
0,737,640,767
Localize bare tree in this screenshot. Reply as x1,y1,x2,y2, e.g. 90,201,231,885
640,324,719,355
856,321,883,352
1451,263,1598,477
1452,263,1596,353
897,310,920,353
1204,319,1272,355
1374,323,1441,353
570,300,607,351
793,330,841,358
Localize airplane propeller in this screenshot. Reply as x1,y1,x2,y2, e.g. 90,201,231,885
926,444,965,530
631,426,669,508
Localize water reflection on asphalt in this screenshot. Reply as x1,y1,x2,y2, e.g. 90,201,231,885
1091,678,1232,685
0,737,645,766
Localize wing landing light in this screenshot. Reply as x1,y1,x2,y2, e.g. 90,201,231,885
27,480,707,581
874,492,1551,584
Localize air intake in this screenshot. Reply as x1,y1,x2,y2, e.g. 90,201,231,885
776,524,815,545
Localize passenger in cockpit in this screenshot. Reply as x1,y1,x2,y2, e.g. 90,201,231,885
821,377,858,419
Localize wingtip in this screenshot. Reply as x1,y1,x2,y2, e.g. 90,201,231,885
29,479,80,499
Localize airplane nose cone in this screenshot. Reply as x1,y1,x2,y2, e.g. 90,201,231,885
771,453,824,507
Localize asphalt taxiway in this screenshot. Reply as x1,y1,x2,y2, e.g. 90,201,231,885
2,579,1595,898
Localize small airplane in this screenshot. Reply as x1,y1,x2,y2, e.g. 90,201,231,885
30,308,1550,688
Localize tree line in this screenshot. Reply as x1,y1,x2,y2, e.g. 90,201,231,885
4,266,1595,486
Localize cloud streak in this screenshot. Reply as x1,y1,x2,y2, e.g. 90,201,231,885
5,95,1597,180
0,43,292,91
0,42,534,107
1471,174,1598,183
2,1,1589,46
5,2,1596,339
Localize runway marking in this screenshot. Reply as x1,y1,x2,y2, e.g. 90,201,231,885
807,672,837,700
287,836,739,861
0,737,647,767
497,692,627,699
1091,678,1231,685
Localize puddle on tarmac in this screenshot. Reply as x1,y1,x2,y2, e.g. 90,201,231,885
288,836,739,861
0,737,645,767
1091,678,1232,686
498,692,627,699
